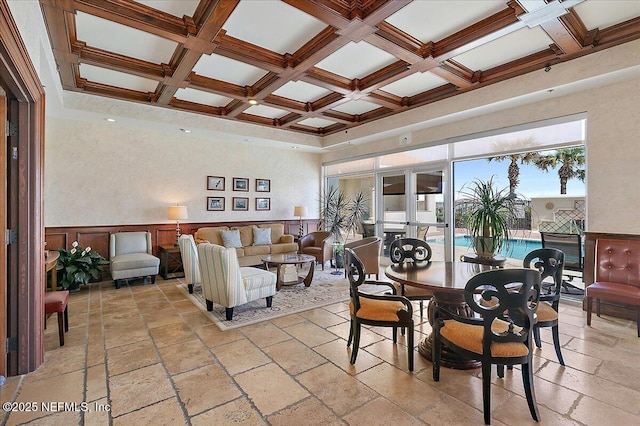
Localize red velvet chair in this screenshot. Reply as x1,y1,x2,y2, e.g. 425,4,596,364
586,238,640,337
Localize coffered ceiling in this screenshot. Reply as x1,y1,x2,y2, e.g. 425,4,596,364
40,0,640,136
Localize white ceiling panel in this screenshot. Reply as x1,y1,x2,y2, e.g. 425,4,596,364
453,26,553,71
272,81,332,103
138,0,200,18
298,117,336,128
79,63,159,93
573,0,640,30
175,88,232,107
75,12,177,64
193,53,267,86
224,0,326,54
331,100,379,115
315,41,397,79
244,105,288,119
386,1,505,42
381,71,449,97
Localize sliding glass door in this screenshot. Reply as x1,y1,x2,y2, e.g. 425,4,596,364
377,166,449,261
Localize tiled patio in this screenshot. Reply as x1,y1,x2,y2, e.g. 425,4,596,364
1,276,638,425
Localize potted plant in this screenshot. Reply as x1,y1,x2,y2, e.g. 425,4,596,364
459,177,515,258
57,241,107,290
319,186,368,268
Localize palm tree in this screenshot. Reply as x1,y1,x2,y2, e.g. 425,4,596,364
532,147,585,194
487,152,539,198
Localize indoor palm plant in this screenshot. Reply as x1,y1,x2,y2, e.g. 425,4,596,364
56,241,107,290
319,186,369,267
459,177,515,258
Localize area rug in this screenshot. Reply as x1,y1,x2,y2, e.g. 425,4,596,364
177,267,379,331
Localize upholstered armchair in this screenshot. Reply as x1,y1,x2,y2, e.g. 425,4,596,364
299,231,334,270
178,234,201,294
109,231,159,289
344,237,382,279
197,243,276,320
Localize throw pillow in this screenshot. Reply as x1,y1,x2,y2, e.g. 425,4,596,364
253,226,272,246
220,229,242,248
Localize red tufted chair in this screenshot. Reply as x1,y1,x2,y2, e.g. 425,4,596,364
586,238,640,337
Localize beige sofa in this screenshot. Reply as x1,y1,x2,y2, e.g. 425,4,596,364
194,223,298,266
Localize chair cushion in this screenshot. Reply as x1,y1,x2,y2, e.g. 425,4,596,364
536,302,558,322
240,267,277,292
111,253,160,271
349,298,407,322
221,229,243,248
587,281,640,304
44,291,69,314
253,226,272,246
440,319,529,357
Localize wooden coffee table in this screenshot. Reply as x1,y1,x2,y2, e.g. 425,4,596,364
262,253,316,290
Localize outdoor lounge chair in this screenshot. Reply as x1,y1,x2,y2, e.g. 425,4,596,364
541,232,584,294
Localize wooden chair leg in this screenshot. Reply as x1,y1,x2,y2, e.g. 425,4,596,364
637,307,640,337
350,320,360,365
482,362,492,425
64,306,69,332
586,297,592,325
596,299,601,317
57,311,65,346
522,360,540,422
552,325,565,365
225,307,234,321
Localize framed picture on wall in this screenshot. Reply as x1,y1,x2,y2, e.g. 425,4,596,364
256,178,270,192
207,176,225,191
207,197,225,211
233,197,249,211
255,197,270,211
233,177,249,191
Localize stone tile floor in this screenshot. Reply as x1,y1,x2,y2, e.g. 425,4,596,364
1,277,639,425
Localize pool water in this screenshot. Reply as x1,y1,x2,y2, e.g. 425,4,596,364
427,235,542,260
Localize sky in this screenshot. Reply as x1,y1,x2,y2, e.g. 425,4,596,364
453,157,586,198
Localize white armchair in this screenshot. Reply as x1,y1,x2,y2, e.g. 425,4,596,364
110,231,160,289
178,234,201,294
197,243,276,320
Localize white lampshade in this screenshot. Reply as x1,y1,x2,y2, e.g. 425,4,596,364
293,205,307,217
168,205,188,220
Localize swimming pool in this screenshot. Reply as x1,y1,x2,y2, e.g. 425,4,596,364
427,235,542,260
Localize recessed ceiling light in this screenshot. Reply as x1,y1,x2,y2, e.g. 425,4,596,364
248,99,258,105
105,118,116,122
180,128,191,133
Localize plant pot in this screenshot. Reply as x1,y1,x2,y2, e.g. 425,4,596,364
473,236,496,258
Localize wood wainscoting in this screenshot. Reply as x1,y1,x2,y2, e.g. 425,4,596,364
45,219,319,269
584,232,640,321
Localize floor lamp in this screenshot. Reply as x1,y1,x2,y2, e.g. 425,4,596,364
293,205,307,238
168,205,188,246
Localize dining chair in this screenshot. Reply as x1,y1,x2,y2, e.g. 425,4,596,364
432,268,541,425
523,248,566,365
389,238,433,317
344,236,382,279
345,248,415,372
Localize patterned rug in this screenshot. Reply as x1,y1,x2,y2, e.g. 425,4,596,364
177,267,374,331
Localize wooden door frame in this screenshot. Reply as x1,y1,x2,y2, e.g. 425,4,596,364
0,0,45,376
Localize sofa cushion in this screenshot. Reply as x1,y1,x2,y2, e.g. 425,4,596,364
253,226,272,246
221,229,243,248
259,223,284,243
243,245,270,256
195,226,228,246
271,243,299,254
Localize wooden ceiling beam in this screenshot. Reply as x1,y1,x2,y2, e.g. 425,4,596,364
73,0,191,43
156,0,240,104
71,42,166,81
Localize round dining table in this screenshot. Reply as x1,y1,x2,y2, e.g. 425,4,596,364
385,260,495,369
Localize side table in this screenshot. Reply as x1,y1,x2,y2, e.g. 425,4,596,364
158,245,185,280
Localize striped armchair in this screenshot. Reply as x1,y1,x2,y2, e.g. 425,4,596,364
178,234,201,294
197,243,276,320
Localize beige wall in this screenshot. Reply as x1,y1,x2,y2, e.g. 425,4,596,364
321,76,640,235
45,116,321,227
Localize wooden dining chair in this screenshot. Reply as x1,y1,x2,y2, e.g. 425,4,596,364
432,268,541,425
345,248,415,371
389,238,433,317
523,248,566,365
